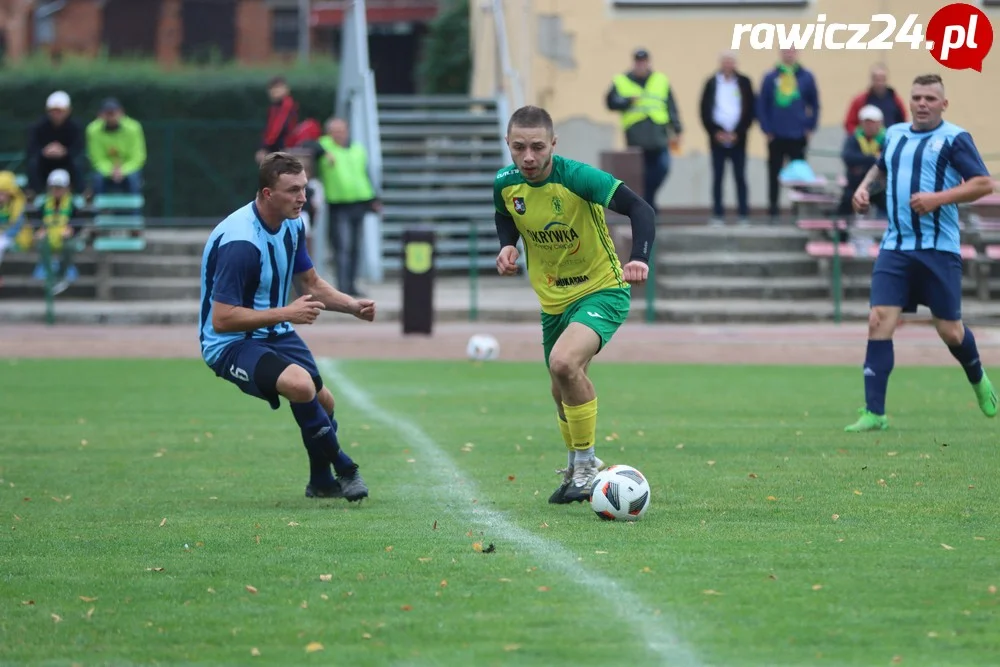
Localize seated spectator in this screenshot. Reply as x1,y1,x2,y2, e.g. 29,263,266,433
31,168,82,294
86,98,146,196
843,64,906,135
839,105,887,217
26,90,84,197
0,170,28,288
256,76,299,164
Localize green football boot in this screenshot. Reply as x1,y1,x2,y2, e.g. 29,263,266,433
844,408,889,432
973,372,998,418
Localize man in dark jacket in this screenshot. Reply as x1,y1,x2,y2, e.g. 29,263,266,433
757,48,820,221
699,51,755,225
838,104,887,216
25,91,84,196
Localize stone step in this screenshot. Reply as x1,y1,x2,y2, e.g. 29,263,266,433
656,251,818,278
111,255,203,279
0,275,97,299
658,226,811,253
110,278,201,301
144,229,211,255
656,275,830,300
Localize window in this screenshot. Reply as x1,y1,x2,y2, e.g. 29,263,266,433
272,7,299,53
613,0,808,6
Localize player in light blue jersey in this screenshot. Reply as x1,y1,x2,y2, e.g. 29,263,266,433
199,152,377,500
847,74,997,432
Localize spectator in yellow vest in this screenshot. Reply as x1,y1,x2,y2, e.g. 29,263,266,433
605,48,683,213
313,118,381,297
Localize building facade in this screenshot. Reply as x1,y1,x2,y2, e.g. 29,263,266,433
471,0,1000,210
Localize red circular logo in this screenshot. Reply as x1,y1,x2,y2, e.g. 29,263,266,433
926,3,994,72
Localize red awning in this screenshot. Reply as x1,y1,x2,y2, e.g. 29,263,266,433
310,0,440,27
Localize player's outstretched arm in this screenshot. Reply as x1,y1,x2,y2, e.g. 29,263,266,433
294,268,376,322
608,183,655,284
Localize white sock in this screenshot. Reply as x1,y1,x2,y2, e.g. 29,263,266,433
566,450,575,468
575,447,595,463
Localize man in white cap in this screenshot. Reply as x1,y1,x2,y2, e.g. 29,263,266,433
25,90,84,198
839,104,887,216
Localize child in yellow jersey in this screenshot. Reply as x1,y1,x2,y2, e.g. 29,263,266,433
494,105,657,504
0,170,29,287
32,169,81,294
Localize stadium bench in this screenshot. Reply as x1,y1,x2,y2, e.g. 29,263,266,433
788,190,839,218
90,193,146,299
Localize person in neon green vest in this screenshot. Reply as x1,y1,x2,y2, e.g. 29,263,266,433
605,48,683,213
312,118,381,297
86,98,146,196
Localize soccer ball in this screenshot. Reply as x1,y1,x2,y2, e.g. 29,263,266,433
589,465,651,521
466,334,500,361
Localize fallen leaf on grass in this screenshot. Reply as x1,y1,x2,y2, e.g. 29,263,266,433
507,475,516,481
974,536,986,541
400,605,412,611
440,580,448,587
768,574,778,580
887,451,898,457
498,578,511,583
51,496,62,503
362,633,372,640
250,648,260,657
384,546,393,552
79,596,97,602
319,574,332,582
927,631,938,638
159,518,167,527
766,496,777,501
432,520,437,530
539,522,549,529
707,460,716,466
640,567,652,573
305,642,324,653
988,585,997,594
748,473,758,479
146,567,165,572
245,585,258,594
537,586,550,592
418,557,431,563
891,656,902,664
85,607,95,620
831,514,840,521
504,644,522,652
288,522,300,527
675,443,684,449
254,535,261,545
812,584,823,590
595,550,608,554
21,600,34,606
702,589,722,596
51,614,62,623
406,459,416,464
853,490,863,495
321,594,329,600
207,588,216,594
941,544,955,551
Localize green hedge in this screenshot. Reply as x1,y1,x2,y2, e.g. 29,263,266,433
0,58,339,218
417,0,471,95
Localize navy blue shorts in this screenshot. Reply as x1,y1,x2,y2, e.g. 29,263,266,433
869,249,963,321
210,331,322,410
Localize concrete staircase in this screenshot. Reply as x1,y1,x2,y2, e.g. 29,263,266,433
0,229,209,301
377,95,505,274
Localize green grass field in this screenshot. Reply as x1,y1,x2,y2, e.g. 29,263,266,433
2,358,999,666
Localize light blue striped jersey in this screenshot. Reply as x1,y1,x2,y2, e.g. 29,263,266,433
199,201,313,365
877,120,989,254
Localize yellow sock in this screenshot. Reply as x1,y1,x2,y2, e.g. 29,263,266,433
562,398,598,451
557,414,573,449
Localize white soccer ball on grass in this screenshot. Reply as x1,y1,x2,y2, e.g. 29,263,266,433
466,334,500,361
589,465,651,521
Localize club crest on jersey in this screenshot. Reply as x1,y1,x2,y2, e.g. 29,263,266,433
551,196,563,216
512,197,526,214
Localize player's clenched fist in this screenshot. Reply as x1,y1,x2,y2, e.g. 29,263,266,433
352,298,376,322
285,294,325,324
622,260,648,284
852,187,870,214
496,245,520,276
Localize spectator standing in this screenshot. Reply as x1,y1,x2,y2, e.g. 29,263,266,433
605,48,682,213
699,50,755,225
256,76,299,164
313,118,380,297
843,64,907,136
757,48,820,221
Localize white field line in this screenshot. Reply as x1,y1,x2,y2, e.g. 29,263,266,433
319,358,704,667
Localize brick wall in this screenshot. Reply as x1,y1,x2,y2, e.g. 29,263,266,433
157,0,182,67
235,0,271,65
53,0,101,57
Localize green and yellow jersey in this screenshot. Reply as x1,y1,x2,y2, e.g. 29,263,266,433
494,155,626,315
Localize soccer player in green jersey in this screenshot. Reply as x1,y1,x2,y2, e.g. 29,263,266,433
494,105,656,504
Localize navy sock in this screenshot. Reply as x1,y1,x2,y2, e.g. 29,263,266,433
864,339,894,416
949,326,984,384
328,412,357,477
290,398,338,488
